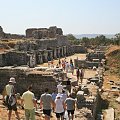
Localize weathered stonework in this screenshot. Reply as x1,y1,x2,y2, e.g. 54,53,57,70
0,67,58,98
26,26,63,39
0,26,4,39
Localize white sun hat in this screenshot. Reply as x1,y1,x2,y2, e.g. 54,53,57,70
9,77,16,83
56,94,62,98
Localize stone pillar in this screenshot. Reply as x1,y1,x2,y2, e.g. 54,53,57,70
53,48,57,59
61,47,64,57
48,50,53,61
63,46,67,57
57,47,61,58
43,51,48,62
29,54,36,68
38,54,43,64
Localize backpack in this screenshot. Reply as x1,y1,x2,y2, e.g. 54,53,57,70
8,86,16,106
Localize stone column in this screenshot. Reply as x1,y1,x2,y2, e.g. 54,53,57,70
56,47,60,58
48,50,53,61
38,54,43,64
63,46,67,57
29,54,36,68
53,48,57,59
44,51,48,62
61,47,64,57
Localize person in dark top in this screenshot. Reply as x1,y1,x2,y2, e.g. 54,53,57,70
76,68,80,84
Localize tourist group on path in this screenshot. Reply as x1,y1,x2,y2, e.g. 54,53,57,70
2,58,85,120
2,77,76,120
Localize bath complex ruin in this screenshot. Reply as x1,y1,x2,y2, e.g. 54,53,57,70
0,26,87,95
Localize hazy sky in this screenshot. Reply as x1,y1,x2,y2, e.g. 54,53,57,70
0,0,120,35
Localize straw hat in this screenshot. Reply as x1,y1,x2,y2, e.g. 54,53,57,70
9,77,16,83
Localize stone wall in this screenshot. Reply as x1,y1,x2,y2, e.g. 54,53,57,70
0,67,57,98
4,33,24,39
0,50,29,67
0,26,4,39
72,45,87,53
26,26,63,39
86,53,105,62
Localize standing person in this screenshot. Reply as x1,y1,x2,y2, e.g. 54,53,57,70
76,68,80,84
40,88,54,120
61,90,67,102
80,68,84,84
21,85,37,120
58,58,61,67
5,77,20,120
65,94,76,120
57,83,63,94
70,62,74,75
51,90,57,102
51,90,57,112
65,62,69,73
55,94,65,120
62,60,65,71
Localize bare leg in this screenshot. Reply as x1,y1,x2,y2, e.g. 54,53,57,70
8,110,12,120
45,115,50,120
68,114,70,120
15,111,20,120
61,115,64,120
71,114,74,120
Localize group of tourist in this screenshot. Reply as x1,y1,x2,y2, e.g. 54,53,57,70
48,58,85,84
3,77,76,120
48,58,75,75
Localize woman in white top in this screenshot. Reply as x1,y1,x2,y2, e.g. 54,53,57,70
55,94,65,120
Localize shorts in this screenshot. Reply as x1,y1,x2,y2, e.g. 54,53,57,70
67,110,74,115
43,109,51,116
56,112,64,118
6,96,17,111
25,109,35,120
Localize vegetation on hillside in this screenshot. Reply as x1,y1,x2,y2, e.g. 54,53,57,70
66,33,120,46
106,46,120,77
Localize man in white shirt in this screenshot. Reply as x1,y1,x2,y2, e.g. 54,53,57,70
21,85,37,120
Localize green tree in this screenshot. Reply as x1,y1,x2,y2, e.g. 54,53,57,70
66,34,80,45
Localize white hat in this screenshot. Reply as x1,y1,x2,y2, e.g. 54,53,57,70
56,94,62,98
9,77,16,83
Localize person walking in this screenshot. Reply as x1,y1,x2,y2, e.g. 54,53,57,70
80,68,84,84
55,94,65,120
21,85,37,120
65,94,76,120
57,82,63,94
51,90,57,112
5,77,20,120
76,68,80,84
40,88,54,120
61,90,67,102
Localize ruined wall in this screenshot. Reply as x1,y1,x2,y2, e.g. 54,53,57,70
0,68,57,98
4,33,24,39
26,26,63,39
72,45,87,53
0,26,4,39
0,51,28,67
